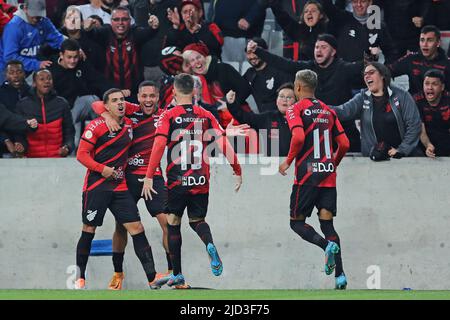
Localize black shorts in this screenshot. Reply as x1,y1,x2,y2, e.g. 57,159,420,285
126,173,168,217
167,187,209,219
290,185,337,219
82,190,140,226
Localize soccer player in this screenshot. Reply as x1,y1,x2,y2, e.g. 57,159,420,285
141,73,243,287
91,81,172,290
279,69,350,290
75,88,161,290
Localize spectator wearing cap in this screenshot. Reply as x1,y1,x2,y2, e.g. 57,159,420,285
84,6,160,102
207,0,266,63
182,42,252,128
321,0,399,64
332,62,422,159
243,37,292,113
247,34,365,152
132,0,180,84
414,69,450,157
0,0,64,81
388,25,450,96
165,0,223,59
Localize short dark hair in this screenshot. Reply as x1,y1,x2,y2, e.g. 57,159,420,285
174,73,194,95
32,68,51,81
103,88,123,103
276,82,295,95
420,25,441,40
111,6,131,16
364,62,391,88
5,60,23,69
424,69,445,83
139,80,159,91
60,39,81,53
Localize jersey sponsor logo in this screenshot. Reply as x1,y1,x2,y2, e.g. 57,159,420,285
88,119,105,131
176,117,207,124
128,153,145,166
368,33,378,45
266,77,274,90
131,117,139,124
76,70,82,78
181,175,207,187
287,107,296,120
84,130,93,139
128,127,133,140
309,162,335,173
114,166,125,180
86,210,98,222
20,46,40,57
349,29,356,38
304,109,312,116
162,46,177,55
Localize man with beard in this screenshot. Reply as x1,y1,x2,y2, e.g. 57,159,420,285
247,34,364,152
243,37,292,113
414,69,450,157
388,25,450,96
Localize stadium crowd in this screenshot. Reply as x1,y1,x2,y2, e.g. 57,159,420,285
0,0,449,159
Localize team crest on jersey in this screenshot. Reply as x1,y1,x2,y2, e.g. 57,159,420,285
84,130,93,139
128,128,133,140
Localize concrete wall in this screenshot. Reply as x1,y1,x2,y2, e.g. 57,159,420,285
0,157,449,290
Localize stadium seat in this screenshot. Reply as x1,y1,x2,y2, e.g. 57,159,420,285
223,60,241,73
241,61,251,75
89,239,113,256
441,30,450,54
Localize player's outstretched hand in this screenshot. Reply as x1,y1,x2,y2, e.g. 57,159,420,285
279,160,290,176
139,177,157,200
234,174,242,192
226,120,250,137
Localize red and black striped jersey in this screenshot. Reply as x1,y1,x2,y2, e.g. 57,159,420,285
155,104,225,194
125,104,163,176
78,117,133,192
286,98,345,187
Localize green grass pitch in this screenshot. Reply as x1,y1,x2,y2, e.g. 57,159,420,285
1,289,450,300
